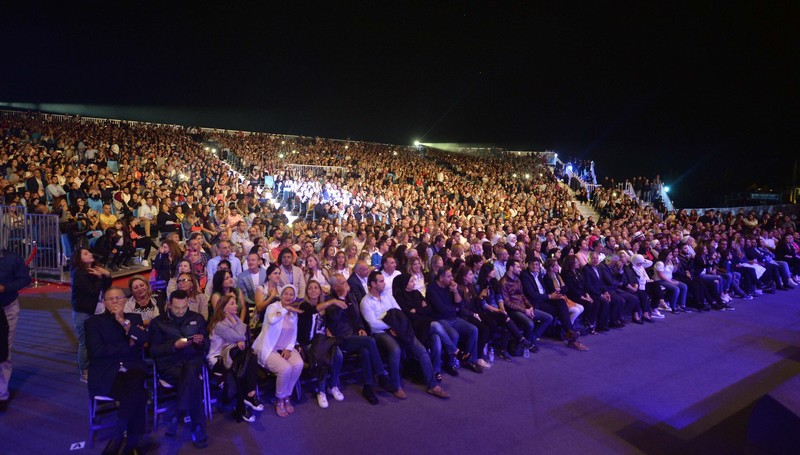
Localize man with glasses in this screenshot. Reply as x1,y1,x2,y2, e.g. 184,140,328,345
149,290,210,448
85,287,148,454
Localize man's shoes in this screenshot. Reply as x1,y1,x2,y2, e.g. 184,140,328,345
316,391,329,409
237,407,256,423
191,424,209,449
651,309,665,318
377,374,398,393
610,321,625,328
362,385,379,405
463,362,483,374
102,438,123,455
443,365,459,377
243,394,264,411
567,340,589,351
327,387,344,401
427,385,450,399
497,350,513,361
165,416,180,437
392,388,408,400
455,350,471,363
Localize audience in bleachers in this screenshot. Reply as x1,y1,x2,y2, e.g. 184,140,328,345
2,111,799,451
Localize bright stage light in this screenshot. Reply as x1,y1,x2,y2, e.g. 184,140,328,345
664,186,670,193
414,140,420,146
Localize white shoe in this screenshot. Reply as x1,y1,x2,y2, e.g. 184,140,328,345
651,309,666,319
141,259,150,267
476,358,492,369
316,391,329,409
789,279,798,287
327,387,344,401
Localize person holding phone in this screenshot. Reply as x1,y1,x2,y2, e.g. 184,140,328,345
149,290,210,449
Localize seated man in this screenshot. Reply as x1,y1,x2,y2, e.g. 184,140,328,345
582,252,618,330
206,240,243,283
520,257,586,350
499,259,552,352
427,267,482,373
237,252,267,308
360,271,449,400
278,247,306,299
85,287,148,455
149,290,210,449
325,273,397,405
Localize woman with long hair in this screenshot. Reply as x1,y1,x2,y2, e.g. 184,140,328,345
70,246,112,382
152,240,182,284
454,266,492,369
166,259,193,299
475,262,532,359
560,254,603,334
207,295,264,423
297,280,344,409
210,270,244,321
177,272,210,320
304,255,331,294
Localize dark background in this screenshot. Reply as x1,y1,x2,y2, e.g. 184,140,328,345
1,2,797,207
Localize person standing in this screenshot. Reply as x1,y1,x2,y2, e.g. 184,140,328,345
70,247,112,383
0,248,31,411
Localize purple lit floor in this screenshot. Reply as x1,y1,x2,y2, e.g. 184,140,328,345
2,289,799,454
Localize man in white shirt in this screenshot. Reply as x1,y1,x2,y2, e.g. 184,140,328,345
380,255,401,297
360,271,449,400
137,196,158,238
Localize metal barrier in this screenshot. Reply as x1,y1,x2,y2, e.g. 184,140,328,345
24,213,63,279
0,204,29,257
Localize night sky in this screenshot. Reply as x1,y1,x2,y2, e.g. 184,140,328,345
1,3,797,207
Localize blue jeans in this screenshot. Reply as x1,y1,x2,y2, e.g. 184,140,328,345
374,332,436,389
72,311,92,372
508,309,553,343
429,321,458,372
439,317,478,360
657,280,687,309
317,347,343,392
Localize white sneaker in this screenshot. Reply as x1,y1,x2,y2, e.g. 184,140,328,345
651,309,666,319
141,259,150,267
657,301,670,312
476,358,492,369
327,387,344,401
316,391,329,409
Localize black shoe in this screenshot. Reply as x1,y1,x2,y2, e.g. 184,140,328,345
191,424,208,449
377,374,397,393
362,385,379,405
455,350,471,363
520,338,534,350
498,350,513,361
610,321,625,328
243,394,264,411
165,417,179,437
528,343,540,353
463,362,483,374
443,364,459,377
102,438,123,455
237,407,256,423
434,371,443,382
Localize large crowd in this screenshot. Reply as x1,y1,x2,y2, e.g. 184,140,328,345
1,111,799,453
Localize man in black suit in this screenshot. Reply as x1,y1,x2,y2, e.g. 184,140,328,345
149,290,210,449
85,287,148,455
346,260,370,306
520,257,587,350
582,252,614,331
598,257,639,324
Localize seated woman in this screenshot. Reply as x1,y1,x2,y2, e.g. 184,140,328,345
207,295,264,423
560,255,602,334
253,264,282,333
166,259,192,298
123,276,161,326
176,272,210,320
304,255,331,295
296,280,344,409
475,262,533,358
253,285,304,417
210,269,245,322
454,266,492,369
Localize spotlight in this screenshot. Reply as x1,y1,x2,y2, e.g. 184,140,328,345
292,150,297,154
281,141,285,145
413,140,420,146
211,148,217,153
345,145,349,149
513,173,518,178
664,186,670,193
539,173,543,177
204,147,209,151
612,192,617,197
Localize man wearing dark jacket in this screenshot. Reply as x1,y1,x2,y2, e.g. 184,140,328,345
0,248,31,411
582,252,617,330
85,287,148,454
325,273,396,405
149,290,210,449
